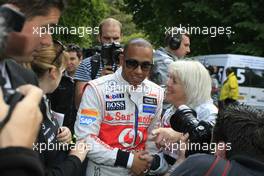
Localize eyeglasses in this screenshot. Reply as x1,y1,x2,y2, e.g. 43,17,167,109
125,58,153,71
52,40,66,65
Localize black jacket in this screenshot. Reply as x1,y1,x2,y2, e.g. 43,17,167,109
0,147,44,176
4,60,82,176
48,74,77,133
37,96,82,176
4,59,38,88
171,153,264,176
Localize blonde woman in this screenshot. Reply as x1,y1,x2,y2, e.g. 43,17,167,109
31,41,89,176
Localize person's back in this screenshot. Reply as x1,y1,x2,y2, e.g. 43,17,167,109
219,68,239,109
171,153,264,176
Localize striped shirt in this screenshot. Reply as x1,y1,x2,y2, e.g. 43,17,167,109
74,54,103,82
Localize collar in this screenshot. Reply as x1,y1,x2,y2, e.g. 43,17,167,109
115,67,148,86
0,61,12,89
114,67,149,94
63,71,74,82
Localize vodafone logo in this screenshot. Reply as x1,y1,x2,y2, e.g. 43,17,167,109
118,128,143,148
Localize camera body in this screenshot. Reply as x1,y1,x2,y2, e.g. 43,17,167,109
101,42,122,67
170,105,212,144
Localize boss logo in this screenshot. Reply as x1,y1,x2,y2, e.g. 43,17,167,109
106,101,126,111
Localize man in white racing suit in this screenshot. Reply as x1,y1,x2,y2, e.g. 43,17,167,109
74,38,164,176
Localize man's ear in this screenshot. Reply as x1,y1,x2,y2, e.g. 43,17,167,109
97,35,101,43
215,141,227,159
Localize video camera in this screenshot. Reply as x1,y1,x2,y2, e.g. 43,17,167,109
101,42,122,67
170,105,212,145
0,5,25,53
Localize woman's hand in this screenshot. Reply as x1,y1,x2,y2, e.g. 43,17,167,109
152,127,183,148
57,126,72,144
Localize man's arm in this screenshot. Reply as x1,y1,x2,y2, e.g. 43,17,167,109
74,81,88,109
74,59,92,109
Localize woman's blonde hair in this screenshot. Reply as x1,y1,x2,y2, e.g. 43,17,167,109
31,43,68,78
169,60,212,108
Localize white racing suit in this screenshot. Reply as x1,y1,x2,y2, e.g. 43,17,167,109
74,68,164,176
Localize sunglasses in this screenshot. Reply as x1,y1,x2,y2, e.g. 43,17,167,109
125,58,153,71
52,40,66,64
67,44,81,52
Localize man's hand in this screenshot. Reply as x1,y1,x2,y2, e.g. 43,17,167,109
101,65,114,76
0,85,43,148
152,127,183,148
131,151,152,176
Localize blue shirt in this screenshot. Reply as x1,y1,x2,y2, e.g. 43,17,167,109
74,54,103,82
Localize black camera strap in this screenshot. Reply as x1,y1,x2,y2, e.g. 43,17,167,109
91,55,101,80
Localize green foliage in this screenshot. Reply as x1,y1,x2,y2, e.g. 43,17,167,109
104,0,149,44
123,0,264,56
55,0,108,48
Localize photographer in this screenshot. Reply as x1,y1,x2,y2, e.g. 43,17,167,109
74,17,122,108
145,61,218,175
0,0,66,175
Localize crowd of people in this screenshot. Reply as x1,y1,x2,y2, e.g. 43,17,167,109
0,1,263,176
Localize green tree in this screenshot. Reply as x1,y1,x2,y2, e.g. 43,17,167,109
104,0,148,44
123,0,264,56
55,0,108,48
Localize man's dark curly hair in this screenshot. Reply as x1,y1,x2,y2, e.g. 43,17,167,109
213,104,264,160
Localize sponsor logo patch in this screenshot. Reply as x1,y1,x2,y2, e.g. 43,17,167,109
143,105,156,114
143,96,157,105
106,101,126,111
80,109,99,117
105,93,125,100
79,116,96,125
